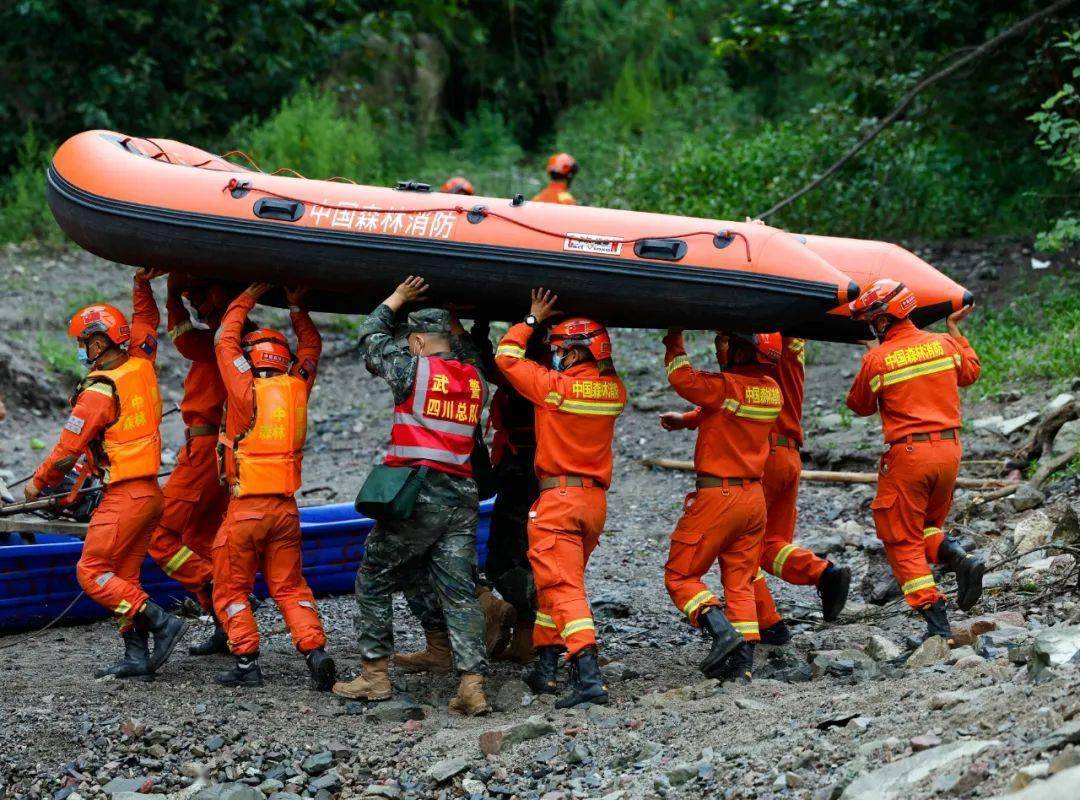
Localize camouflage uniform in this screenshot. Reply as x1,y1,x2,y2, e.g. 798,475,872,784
353,305,487,673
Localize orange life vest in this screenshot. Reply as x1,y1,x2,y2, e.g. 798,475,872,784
82,356,162,484
386,356,486,478
220,374,308,497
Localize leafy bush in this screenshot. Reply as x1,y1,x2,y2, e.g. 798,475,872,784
0,131,64,246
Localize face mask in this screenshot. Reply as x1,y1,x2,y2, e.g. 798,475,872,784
181,293,211,331
551,352,564,372
77,345,93,368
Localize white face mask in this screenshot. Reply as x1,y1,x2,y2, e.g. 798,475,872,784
181,294,211,330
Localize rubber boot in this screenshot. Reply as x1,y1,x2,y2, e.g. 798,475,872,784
937,538,985,612
217,653,264,687
498,623,537,664
714,642,755,683
138,601,187,672
95,628,153,682
525,645,562,695
305,647,336,692
759,619,793,646
698,607,743,677
188,615,228,656
448,672,491,716
818,563,852,622
478,586,516,658
332,658,393,701
555,647,608,709
394,629,454,674
918,598,952,641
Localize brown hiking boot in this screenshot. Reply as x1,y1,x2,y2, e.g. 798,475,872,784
497,624,537,664
478,586,516,658
448,672,491,716
394,629,453,674
332,657,392,701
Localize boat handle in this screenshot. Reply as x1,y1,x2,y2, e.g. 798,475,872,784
634,238,687,261
253,198,305,222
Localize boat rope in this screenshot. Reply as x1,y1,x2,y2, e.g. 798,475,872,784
221,149,265,173
0,591,86,650
221,178,753,262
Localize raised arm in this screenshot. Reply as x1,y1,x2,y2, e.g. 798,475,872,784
129,269,163,362
663,330,728,408
215,286,259,423
946,306,981,388
286,288,321,390
356,277,428,402
845,353,879,417
495,323,562,407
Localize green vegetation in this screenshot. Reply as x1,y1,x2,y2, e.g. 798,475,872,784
36,333,82,382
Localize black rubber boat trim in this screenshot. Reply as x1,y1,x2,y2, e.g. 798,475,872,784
47,167,842,304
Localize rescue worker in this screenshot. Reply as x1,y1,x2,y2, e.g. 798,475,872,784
26,269,186,680
213,282,336,690
441,176,475,195
846,280,984,642
148,275,231,655
659,328,783,682
737,337,851,643
494,289,627,708
333,277,491,716
532,153,578,205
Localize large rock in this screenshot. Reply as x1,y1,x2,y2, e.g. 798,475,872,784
864,634,903,662
1012,511,1054,553
1051,418,1080,457
839,740,1000,799
1030,719,1080,753
1010,484,1046,512
974,627,1031,659
906,636,951,668
427,757,469,783
479,716,555,755
370,698,425,722
1001,411,1040,436
1029,624,1080,675
951,612,1026,646
987,763,1080,799
302,751,333,776
102,779,151,796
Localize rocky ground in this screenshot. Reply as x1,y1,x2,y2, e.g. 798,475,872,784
1,239,1078,800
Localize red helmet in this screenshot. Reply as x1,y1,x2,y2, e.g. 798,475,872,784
242,328,292,372
441,176,475,195
68,304,130,345
546,317,611,361
546,153,579,180
738,332,783,364
849,278,917,322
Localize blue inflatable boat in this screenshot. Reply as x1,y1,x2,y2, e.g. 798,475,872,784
0,500,494,633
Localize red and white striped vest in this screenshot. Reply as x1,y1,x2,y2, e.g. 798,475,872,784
386,356,486,478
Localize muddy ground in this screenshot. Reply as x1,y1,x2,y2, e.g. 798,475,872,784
0,240,1078,800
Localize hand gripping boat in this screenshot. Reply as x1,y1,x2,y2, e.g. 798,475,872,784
47,131,859,334
793,234,974,342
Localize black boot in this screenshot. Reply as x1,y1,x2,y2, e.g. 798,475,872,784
817,563,852,622
698,607,743,677
917,598,952,641
715,642,755,683
305,648,336,691
937,538,985,612
188,617,228,656
217,653,264,687
759,619,792,646
555,647,608,709
95,628,153,682
138,601,188,672
525,645,562,695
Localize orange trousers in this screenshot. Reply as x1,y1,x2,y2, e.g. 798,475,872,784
76,478,164,631
753,444,830,626
871,438,958,608
212,495,326,656
527,484,606,657
665,483,766,642
149,434,228,608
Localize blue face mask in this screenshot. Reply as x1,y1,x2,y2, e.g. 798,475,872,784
551,352,564,372
77,345,93,368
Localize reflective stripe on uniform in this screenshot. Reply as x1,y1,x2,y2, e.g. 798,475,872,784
168,321,194,341
923,527,943,539
388,445,472,464
682,589,715,617
561,618,595,638
298,600,316,610
772,544,799,577
393,411,473,438
871,355,957,393
731,620,760,635
752,568,767,582
496,344,526,359
560,399,625,417
84,382,114,397
535,612,557,629
115,599,132,615
666,355,691,376
722,398,781,421
225,602,247,618
163,546,194,576
544,391,563,407
902,574,936,595
96,571,115,587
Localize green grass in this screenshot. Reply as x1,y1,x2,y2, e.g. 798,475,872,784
36,333,83,381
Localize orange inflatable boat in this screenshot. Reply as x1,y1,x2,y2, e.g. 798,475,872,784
792,235,973,341
47,131,859,333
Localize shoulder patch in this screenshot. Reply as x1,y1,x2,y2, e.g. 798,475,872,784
140,334,157,355
64,414,86,434
233,356,252,374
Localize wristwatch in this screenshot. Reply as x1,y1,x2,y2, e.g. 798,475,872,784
524,314,538,327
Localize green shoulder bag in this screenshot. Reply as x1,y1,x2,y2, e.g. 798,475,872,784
355,464,429,522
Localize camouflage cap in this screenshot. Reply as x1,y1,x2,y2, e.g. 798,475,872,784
406,308,451,335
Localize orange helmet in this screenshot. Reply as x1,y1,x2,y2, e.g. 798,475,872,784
739,332,783,364
68,304,130,345
849,278,917,322
441,176,475,195
546,153,579,180
242,328,292,372
546,317,611,361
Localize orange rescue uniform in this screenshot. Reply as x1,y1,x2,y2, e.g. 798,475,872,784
532,180,577,205
663,333,782,642
147,283,229,607
846,319,981,609
212,293,326,656
495,323,626,656
33,277,163,629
